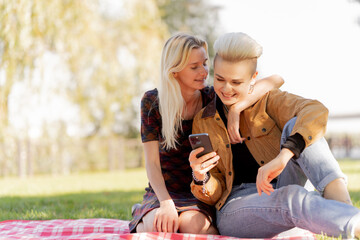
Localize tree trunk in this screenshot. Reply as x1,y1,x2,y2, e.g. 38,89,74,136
26,138,33,177
108,138,115,171
16,138,26,178
118,137,125,170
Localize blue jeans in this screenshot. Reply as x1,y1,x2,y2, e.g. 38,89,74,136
216,118,360,238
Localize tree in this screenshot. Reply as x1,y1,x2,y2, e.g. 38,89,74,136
156,0,222,60
0,0,222,175
0,0,167,175
0,0,167,138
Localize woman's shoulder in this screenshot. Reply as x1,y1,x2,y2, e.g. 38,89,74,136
141,88,159,110
142,88,159,100
142,88,159,103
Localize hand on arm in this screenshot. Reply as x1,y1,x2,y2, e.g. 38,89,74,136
256,148,294,196
143,141,179,233
227,74,284,144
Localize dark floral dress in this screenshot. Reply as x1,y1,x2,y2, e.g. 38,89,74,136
129,87,215,233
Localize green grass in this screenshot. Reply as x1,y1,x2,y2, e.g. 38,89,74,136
0,169,148,221
0,191,141,220
0,160,359,230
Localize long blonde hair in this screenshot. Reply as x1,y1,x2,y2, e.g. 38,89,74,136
159,33,208,150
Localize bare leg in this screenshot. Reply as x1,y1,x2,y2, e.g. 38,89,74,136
323,178,353,205
136,208,158,232
355,222,360,239
179,210,218,234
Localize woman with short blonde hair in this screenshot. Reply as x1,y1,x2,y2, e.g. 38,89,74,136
189,32,360,238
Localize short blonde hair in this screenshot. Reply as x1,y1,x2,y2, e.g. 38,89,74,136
159,33,208,150
214,32,262,73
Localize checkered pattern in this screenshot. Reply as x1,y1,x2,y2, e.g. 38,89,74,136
0,218,316,240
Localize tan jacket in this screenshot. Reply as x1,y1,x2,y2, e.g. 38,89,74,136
190,89,329,210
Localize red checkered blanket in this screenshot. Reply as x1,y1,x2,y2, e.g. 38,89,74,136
0,218,316,240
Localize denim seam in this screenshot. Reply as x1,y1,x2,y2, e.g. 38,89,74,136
220,206,304,226
296,158,312,185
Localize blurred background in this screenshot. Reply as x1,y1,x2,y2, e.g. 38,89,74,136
0,0,359,178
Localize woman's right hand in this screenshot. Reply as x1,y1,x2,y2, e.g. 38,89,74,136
189,148,219,181
153,199,179,232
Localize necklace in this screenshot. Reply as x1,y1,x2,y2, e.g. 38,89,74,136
223,104,230,119
223,104,229,114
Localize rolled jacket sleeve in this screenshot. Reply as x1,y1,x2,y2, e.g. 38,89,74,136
265,89,329,147
281,133,306,159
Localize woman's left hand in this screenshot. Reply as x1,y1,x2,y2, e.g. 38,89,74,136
256,148,294,195
227,105,246,144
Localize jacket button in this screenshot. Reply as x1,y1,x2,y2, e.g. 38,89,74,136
308,136,312,140
261,161,265,164
216,118,220,121
226,144,230,148
247,136,251,140
262,128,266,132
229,171,232,176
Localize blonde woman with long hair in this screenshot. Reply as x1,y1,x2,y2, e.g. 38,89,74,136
129,33,284,234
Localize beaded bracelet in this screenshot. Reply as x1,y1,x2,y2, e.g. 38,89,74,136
192,171,209,194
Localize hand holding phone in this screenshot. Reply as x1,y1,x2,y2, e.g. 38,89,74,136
188,133,219,185
189,133,214,158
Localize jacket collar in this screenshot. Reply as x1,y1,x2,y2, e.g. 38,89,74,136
201,93,218,118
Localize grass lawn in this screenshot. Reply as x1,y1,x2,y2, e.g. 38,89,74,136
0,169,148,221
0,160,359,222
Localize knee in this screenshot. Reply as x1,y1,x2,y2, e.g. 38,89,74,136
179,211,211,234
136,222,145,233
179,221,205,234
136,221,154,233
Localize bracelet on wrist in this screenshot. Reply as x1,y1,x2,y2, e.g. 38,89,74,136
192,171,210,194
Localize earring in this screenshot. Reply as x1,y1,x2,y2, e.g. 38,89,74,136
248,79,255,94
248,84,254,94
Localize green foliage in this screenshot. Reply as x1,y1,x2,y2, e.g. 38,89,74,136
156,0,222,64
0,0,167,137
0,0,222,176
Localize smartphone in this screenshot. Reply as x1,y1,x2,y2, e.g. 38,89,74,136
189,133,214,158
